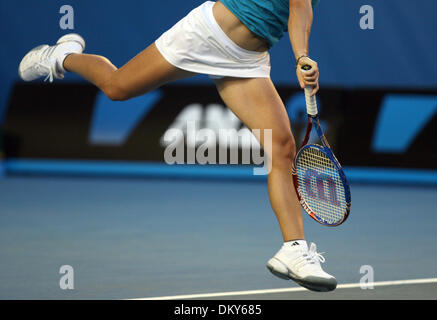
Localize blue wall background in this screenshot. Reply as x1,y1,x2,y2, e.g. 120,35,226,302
1,0,437,122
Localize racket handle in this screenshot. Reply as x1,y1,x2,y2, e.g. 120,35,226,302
301,65,318,116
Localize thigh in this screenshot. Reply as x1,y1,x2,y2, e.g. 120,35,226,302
110,42,197,98
214,77,294,149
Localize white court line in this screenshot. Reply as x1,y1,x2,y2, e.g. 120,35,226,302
130,277,437,300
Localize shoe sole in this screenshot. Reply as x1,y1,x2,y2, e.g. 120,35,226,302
266,260,290,280
293,276,337,292
57,33,86,51
266,259,337,292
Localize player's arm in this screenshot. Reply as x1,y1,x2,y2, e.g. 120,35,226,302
289,0,319,95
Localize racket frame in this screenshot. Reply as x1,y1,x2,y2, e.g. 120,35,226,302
292,114,351,227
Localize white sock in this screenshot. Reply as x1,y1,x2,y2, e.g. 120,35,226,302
55,41,83,73
283,239,308,251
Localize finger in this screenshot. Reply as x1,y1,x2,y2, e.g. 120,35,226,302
305,79,317,87
310,84,319,97
301,69,316,77
306,73,319,86
303,75,317,82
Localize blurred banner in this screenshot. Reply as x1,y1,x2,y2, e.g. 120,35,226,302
4,83,437,172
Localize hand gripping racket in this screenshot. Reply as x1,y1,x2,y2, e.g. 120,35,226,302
292,65,351,226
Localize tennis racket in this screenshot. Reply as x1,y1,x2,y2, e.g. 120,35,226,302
292,65,351,226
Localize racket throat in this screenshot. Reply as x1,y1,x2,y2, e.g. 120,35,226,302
300,116,313,148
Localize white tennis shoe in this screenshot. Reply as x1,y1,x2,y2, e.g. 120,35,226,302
267,241,337,292
18,33,85,83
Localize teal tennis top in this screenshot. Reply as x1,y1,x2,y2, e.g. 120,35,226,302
220,0,320,48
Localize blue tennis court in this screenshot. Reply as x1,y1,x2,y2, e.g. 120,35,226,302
0,175,435,299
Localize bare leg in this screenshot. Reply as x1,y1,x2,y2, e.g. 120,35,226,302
63,42,303,240
63,43,196,101
215,77,304,241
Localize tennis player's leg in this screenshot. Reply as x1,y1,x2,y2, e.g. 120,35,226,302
214,77,337,292
63,43,196,101
214,77,303,242
18,34,196,99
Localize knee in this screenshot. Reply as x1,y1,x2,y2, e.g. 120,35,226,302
271,131,296,165
102,79,130,101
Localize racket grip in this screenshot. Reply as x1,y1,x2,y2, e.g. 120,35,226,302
304,87,318,116
300,65,318,116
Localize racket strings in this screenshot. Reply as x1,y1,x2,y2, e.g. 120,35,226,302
296,146,346,224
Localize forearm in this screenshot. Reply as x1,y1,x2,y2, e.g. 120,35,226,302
288,0,313,60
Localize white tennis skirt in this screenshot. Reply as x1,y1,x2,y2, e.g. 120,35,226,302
155,1,271,79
